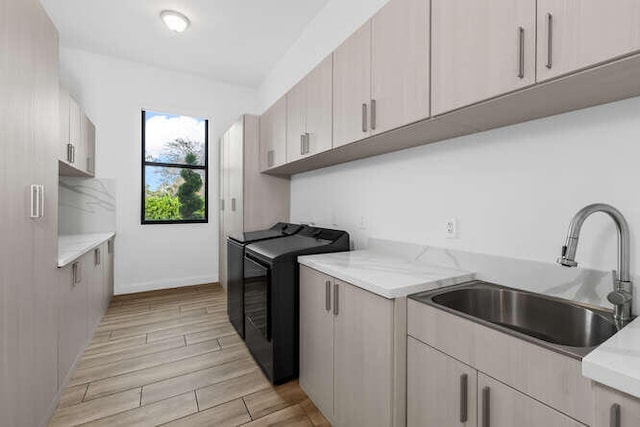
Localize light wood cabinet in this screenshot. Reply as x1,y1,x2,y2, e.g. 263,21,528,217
478,373,585,427
1,1,60,425
333,21,372,147
59,88,96,177
299,267,335,420
371,0,430,134
431,0,536,115
593,383,640,427
260,96,287,169
299,265,404,427
407,337,477,427
537,0,640,82
286,55,333,162
218,115,290,288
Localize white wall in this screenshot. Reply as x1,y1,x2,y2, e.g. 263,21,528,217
59,47,258,294
291,97,640,276
257,0,390,111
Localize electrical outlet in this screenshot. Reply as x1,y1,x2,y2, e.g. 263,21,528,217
445,218,458,239
359,216,367,230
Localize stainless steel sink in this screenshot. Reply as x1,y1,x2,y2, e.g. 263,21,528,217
410,281,620,359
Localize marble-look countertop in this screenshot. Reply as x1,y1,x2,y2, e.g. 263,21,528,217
583,317,640,398
58,232,115,267
298,250,474,299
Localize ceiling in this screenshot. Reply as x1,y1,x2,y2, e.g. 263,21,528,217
40,0,328,88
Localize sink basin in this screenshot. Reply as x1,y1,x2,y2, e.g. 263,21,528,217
410,281,619,359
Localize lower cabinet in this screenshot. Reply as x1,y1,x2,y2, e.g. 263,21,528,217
299,265,403,427
407,337,477,427
408,336,585,427
58,240,115,388
593,383,640,427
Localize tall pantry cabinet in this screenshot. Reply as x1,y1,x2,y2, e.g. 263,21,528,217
218,115,290,288
0,0,61,426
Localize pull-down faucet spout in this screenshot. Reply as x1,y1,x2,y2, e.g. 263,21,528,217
557,203,633,327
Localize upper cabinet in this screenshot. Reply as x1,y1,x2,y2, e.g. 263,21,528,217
333,21,372,148
431,0,536,115
260,96,287,170
371,0,430,134
537,0,640,81
59,87,96,177
287,55,333,162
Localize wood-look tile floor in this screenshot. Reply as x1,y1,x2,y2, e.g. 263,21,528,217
49,283,330,427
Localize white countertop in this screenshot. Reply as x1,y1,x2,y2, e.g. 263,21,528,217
298,250,474,299
58,232,115,267
583,317,640,398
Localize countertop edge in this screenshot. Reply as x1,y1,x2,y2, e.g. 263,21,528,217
582,356,640,399
58,232,115,267
298,256,475,299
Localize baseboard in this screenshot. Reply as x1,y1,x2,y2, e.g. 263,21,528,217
115,275,219,296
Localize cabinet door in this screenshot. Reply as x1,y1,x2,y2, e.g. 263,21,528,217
478,373,585,427
371,0,430,134
305,54,333,155
219,133,228,289
59,86,71,162
88,248,104,329
58,260,89,386
593,383,640,427
333,21,372,148
227,119,244,235
431,0,536,115
69,96,82,165
286,79,306,163
83,114,96,175
537,0,640,82
334,279,394,427
260,96,287,169
299,266,335,422
407,337,477,427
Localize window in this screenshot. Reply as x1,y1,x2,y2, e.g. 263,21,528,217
141,110,208,224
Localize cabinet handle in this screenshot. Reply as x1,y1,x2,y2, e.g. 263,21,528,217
30,184,40,219
325,280,331,311
66,143,74,163
108,240,113,254
333,283,339,316
361,103,368,133
546,13,553,69
267,150,274,167
610,403,621,427
221,199,225,211
39,185,44,218
71,144,76,163
371,99,376,131
304,133,310,154
300,134,305,155
459,374,468,423
482,386,491,427
231,198,236,212
72,261,81,285
95,248,101,266
517,27,525,79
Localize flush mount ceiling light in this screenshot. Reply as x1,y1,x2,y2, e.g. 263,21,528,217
160,10,190,33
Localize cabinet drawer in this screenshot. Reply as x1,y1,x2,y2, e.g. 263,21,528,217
594,383,640,427
408,299,594,424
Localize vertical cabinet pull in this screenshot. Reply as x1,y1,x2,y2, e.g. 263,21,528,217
361,103,368,133
370,99,377,131
482,386,491,427
72,261,81,285
610,403,621,427
221,199,225,211
267,150,274,167
546,13,553,69
300,134,305,155
333,283,339,316
459,374,468,423
517,27,525,79
304,133,310,154
95,248,101,266
325,280,331,311
231,198,236,212
39,185,44,217
108,240,113,254
30,184,40,218
66,143,74,163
